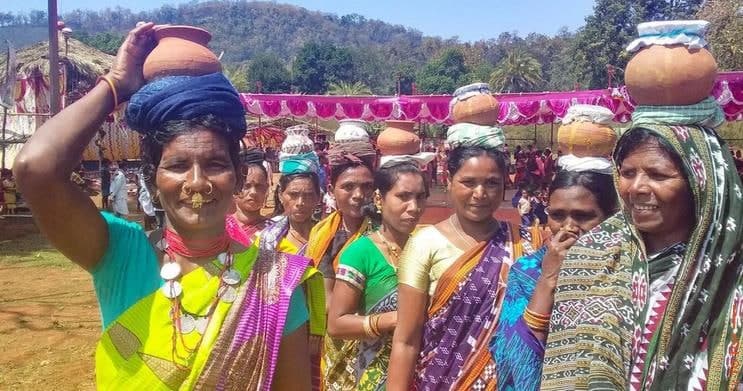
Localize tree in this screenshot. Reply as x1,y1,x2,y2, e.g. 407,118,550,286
569,0,705,89
636,0,704,20
327,81,372,96
697,0,743,70
76,31,124,55
489,49,543,92
416,48,469,94
223,63,249,92
293,42,354,94
28,10,47,26
247,54,291,93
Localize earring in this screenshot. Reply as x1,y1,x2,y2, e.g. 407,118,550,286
374,189,382,213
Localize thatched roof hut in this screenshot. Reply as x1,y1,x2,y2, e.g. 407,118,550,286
0,36,114,88
1,37,120,168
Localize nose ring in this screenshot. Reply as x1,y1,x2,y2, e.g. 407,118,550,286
205,182,214,195
182,183,193,196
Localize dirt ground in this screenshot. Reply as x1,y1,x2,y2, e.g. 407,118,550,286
0,218,98,390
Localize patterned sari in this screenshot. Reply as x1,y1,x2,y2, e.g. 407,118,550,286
96,241,309,390
414,221,520,390
328,236,398,390
306,211,372,390
490,247,548,391
542,124,743,390
229,216,327,390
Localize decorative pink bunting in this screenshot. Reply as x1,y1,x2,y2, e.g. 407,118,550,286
240,72,743,124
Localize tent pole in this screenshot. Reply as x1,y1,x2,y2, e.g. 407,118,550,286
48,0,61,115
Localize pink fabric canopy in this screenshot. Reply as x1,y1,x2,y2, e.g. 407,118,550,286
240,71,743,125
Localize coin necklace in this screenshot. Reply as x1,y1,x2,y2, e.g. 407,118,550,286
157,230,242,366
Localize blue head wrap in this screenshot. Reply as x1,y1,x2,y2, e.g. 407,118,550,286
279,151,321,175
125,72,247,139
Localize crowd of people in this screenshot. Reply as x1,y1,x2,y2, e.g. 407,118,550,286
8,20,743,391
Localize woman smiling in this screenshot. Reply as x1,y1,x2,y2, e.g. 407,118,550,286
13,23,310,390
542,124,743,390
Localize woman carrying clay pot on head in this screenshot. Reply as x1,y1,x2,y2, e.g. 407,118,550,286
325,121,433,390
387,83,543,390
490,104,620,391
541,21,743,390
13,23,311,390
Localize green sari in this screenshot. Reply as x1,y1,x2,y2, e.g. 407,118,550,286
326,235,398,391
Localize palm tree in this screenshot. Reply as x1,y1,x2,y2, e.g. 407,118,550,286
489,50,543,93
326,81,372,96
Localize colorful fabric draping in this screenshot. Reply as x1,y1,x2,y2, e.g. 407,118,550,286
491,247,548,391
240,72,743,125
414,222,517,390
542,124,743,390
305,211,371,275
228,216,327,390
96,242,307,390
327,236,399,391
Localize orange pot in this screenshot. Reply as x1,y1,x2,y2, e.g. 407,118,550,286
557,122,617,158
625,44,717,106
378,120,420,155
452,93,499,125
143,25,222,81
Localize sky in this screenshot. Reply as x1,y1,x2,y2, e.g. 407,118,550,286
7,0,596,42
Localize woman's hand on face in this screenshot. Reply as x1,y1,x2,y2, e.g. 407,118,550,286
541,228,580,281
108,22,156,101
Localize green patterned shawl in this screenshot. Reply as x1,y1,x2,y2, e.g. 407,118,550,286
542,124,743,390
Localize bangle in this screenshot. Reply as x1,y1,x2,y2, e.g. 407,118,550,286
523,308,550,332
97,75,119,109
370,314,382,337
362,316,374,338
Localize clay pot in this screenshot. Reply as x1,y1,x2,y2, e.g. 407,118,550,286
557,122,617,158
335,120,369,142
625,44,717,106
452,94,499,125
377,120,420,156
143,25,222,81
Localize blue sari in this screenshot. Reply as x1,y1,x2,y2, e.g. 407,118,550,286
490,246,547,391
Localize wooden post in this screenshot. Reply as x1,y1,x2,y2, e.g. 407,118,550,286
1,106,7,170
48,0,60,115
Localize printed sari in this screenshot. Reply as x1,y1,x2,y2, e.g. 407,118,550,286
327,236,398,391
307,211,372,390
225,214,266,247
490,247,548,391
230,215,327,391
96,239,309,390
542,124,743,390
414,221,521,390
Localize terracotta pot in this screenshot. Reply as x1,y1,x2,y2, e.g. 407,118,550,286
451,83,499,125
143,25,222,81
557,122,617,158
378,120,420,155
625,44,717,106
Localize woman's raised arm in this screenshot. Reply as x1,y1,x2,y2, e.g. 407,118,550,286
13,23,155,271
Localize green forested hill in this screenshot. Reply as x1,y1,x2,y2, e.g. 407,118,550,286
2,0,738,95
